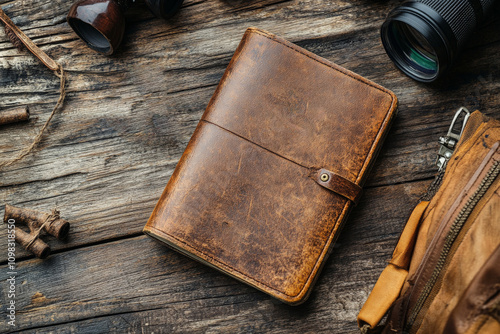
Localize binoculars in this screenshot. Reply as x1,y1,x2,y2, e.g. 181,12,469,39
67,0,184,55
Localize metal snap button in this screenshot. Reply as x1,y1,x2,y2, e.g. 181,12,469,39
320,173,329,182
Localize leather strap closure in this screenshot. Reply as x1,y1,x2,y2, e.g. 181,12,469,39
311,168,362,205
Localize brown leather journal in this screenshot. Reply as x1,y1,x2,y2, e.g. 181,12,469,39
144,28,398,304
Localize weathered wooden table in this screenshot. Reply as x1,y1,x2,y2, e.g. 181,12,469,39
1,0,499,333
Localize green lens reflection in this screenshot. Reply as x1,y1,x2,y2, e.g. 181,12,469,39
390,22,438,79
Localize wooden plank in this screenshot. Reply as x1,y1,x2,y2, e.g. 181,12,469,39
0,0,499,261
0,181,429,332
0,0,499,331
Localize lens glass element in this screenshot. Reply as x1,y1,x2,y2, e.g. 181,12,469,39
388,21,439,80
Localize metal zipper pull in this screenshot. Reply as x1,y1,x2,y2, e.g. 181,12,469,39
436,107,471,171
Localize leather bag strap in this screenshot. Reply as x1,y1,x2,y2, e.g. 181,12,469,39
357,200,430,331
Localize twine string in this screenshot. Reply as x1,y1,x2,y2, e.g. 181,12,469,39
0,8,67,169
24,209,60,250
0,66,66,168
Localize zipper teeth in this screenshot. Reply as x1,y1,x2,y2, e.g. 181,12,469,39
421,171,445,201
406,159,500,332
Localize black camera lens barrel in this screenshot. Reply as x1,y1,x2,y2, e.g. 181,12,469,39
381,0,498,82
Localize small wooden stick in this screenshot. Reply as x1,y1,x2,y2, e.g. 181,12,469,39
0,106,30,126
15,227,50,259
3,24,23,51
4,204,70,239
0,8,59,71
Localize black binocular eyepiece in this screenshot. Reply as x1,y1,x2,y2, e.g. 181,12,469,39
67,0,184,55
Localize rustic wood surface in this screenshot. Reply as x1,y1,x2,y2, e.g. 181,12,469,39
0,0,499,332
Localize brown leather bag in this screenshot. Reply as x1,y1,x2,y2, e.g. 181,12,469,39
358,109,500,334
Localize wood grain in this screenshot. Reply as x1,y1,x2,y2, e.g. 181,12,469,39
0,181,428,332
0,0,499,332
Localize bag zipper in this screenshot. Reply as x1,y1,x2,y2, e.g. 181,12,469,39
404,109,500,333
406,158,500,332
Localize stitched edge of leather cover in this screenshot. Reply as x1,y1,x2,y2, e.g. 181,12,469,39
144,27,398,304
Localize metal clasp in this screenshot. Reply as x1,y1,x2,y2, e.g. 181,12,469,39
436,107,470,171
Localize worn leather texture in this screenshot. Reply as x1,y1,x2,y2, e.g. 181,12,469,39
359,111,500,333
144,27,398,304
444,244,500,334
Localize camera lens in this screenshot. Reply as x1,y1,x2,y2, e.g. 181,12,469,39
389,22,439,80
381,0,497,82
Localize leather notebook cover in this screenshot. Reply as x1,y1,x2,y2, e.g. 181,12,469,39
144,28,397,304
